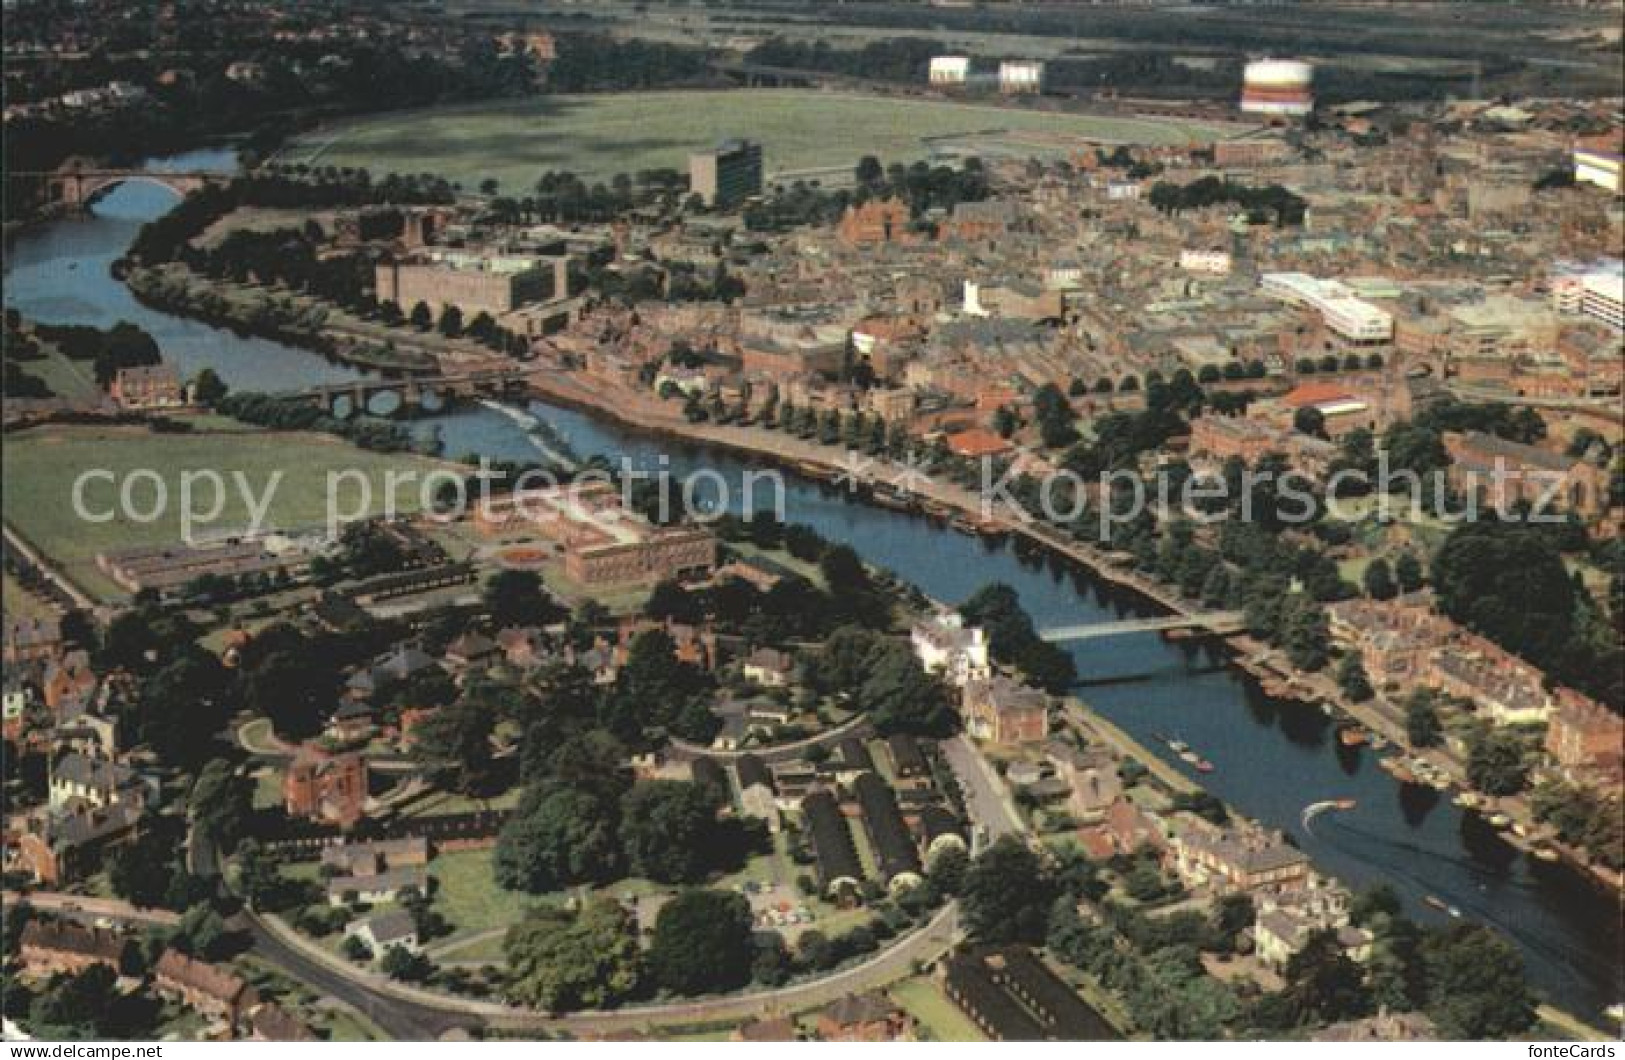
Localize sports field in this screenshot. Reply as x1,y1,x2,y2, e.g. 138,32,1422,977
3,423,451,601
279,89,1240,190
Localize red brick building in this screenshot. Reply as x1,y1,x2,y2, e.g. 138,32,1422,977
283,745,368,827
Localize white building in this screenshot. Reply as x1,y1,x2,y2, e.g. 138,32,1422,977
929,56,970,86
1260,272,1393,345
998,60,1045,95
910,612,991,688
1179,249,1233,276
1573,137,1622,194
1551,261,1624,332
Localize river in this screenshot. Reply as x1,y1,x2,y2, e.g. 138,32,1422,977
4,149,1619,1022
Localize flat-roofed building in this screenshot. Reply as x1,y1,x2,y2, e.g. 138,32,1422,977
375,250,566,320
475,482,716,586
690,139,763,208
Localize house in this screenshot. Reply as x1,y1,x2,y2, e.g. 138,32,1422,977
284,745,368,827
326,700,375,743
346,909,421,957
735,754,780,832
17,921,125,979
495,626,549,669
444,631,500,670
1168,820,1310,893
1253,882,1373,969
320,837,430,877
48,751,146,811
17,800,143,885
815,991,913,1041
1048,743,1122,823
962,676,1049,746
1545,693,1625,786
246,1002,317,1042
154,949,257,1025
326,866,429,906
742,647,795,688
910,613,991,687
1312,1011,1438,1042
109,365,183,409
42,651,96,715
1103,796,1163,854
4,615,62,665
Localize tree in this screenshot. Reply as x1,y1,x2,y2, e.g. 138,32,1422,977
961,836,1057,945
1283,928,1371,1025
438,304,464,337
1466,728,1529,796
1395,552,1425,593
190,758,253,855
412,697,498,795
504,899,642,1012
1405,691,1442,748
1362,558,1397,601
861,644,958,737
1421,923,1535,1039
647,889,754,996
191,367,228,405
380,944,434,982
408,300,433,329
619,780,720,884
1336,654,1373,703
484,568,560,627
494,783,623,892
1432,522,1574,670
172,904,231,961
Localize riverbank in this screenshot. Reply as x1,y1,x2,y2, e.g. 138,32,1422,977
514,364,1624,900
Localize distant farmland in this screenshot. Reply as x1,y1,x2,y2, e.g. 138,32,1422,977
279,89,1241,190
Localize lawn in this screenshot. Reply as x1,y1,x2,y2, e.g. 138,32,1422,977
281,90,1237,190
2,423,451,600
428,847,539,937
889,976,986,1042
2,572,58,624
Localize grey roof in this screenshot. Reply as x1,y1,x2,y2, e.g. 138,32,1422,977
358,909,418,945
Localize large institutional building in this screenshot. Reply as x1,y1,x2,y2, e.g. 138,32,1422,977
474,482,716,586
374,250,567,319
689,139,763,208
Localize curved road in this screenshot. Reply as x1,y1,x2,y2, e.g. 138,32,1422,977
243,900,958,1038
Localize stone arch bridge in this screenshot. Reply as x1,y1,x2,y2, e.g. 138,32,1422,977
276,368,530,419
22,168,222,209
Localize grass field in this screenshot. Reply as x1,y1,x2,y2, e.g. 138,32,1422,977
2,424,450,601
280,90,1237,189
889,976,986,1042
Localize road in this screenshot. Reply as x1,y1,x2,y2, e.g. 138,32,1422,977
941,735,1024,842
245,899,959,1038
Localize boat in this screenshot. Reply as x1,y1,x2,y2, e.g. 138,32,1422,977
1302,799,1356,828
1179,750,1201,766
1370,734,1390,750
1320,701,1335,717
1452,792,1480,809
1338,727,1368,748
1168,739,1190,754
1531,847,1561,863
1489,813,1512,829
1194,758,1215,773
1422,895,1450,913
